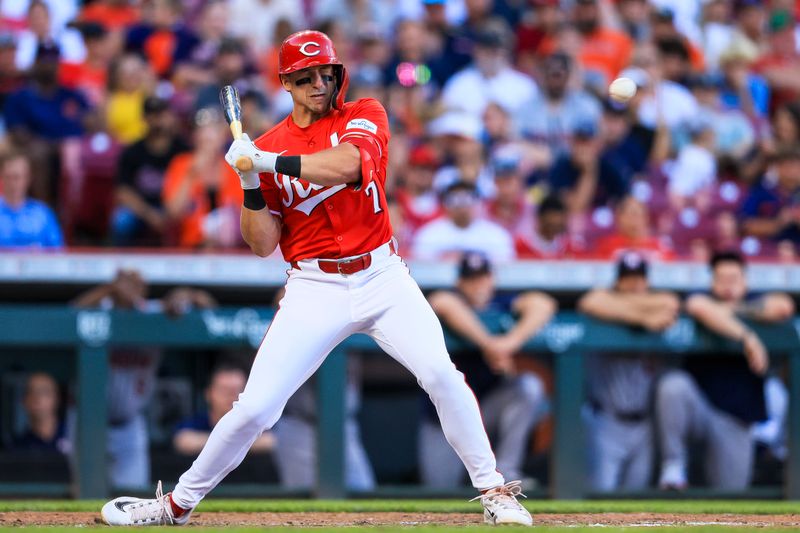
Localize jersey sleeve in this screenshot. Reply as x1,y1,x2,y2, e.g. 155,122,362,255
338,98,389,190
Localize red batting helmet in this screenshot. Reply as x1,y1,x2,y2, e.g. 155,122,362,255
279,30,349,109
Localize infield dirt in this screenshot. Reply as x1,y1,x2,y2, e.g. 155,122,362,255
1,512,799,527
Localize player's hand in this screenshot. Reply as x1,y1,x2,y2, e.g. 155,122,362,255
743,331,769,376
224,133,278,175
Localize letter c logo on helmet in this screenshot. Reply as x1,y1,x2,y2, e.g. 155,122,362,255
299,42,320,57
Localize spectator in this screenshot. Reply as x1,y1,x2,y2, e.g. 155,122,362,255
548,122,630,216
162,109,243,249
667,118,717,211
226,0,301,55
700,0,735,70
441,18,538,120
515,194,583,259
174,365,274,456
485,146,536,243
573,0,633,87
520,52,601,155
3,42,88,204
657,251,795,490
514,0,563,76
12,372,70,454
72,269,217,489
689,73,755,160
173,0,232,92
650,9,705,72
105,54,154,144
0,33,25,110
14,0,85,71
112,95,188,246
412,181,515,262
616,0,649,43
78,0,141,59
124,0,199,80
655,36,695,89
752,10,800,113
394,143,444,247
0,150,63,248
58,22,114,107
422,252,554,486
739,148,800,250
717,40,769,121
429,111,494,198
578,251,680,491
595,195,674,260
193,37,259,113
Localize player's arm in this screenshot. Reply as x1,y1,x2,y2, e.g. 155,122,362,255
578,289,680,331
428,290,494,350
734,293,795,322
500,292,557,352
241,202,282,257
173,429,210,455
685,293,768,375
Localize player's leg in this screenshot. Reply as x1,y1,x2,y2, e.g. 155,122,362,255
620,420,653,490
102,273,357,525
654,370,712,489
107,413,151,490
359,259,531,525
704,410,754,489
479,373,545,482
587,410,628,491
418,417,470,488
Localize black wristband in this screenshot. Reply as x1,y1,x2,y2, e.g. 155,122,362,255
275,155,301,177
243,188,267,211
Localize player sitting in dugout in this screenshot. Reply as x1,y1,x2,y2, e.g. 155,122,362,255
422,252,554,489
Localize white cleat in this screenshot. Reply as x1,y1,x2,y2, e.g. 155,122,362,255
472,480,533,526
101,481,192,526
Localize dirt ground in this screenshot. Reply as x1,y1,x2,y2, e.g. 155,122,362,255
1,512,799,527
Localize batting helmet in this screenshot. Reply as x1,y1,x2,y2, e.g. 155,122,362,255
279,30,349,109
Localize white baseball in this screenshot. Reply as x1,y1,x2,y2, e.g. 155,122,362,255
609,77,637,103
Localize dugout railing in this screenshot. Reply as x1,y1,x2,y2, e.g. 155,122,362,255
0,305,798,500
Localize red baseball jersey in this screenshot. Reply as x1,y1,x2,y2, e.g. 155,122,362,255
254,98,393,261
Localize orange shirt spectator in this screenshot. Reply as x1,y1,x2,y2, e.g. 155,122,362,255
579,27,633,84
80,2,140,30
162,116,243,249
593,196,675,260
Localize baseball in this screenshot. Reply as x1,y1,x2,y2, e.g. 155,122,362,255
609,77,637,103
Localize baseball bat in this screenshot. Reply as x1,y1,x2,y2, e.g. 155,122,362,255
219,85,254,172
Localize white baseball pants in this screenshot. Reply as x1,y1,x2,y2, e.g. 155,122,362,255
172,242,504,508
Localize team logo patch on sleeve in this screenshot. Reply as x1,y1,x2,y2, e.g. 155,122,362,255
346,118,378,134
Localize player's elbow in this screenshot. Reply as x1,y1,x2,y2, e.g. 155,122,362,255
248,240,277,258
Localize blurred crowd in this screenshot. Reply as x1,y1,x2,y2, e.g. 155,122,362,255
0,0,799,260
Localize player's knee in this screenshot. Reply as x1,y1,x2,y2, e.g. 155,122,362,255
230,399,273,432
415,359,463,394
656,371,694,403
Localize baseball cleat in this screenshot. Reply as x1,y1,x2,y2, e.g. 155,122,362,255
101,480,192,526
472,480,533,526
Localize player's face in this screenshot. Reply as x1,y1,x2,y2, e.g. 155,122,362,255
206,370,246,415
711,261,747,303
458,273,496,310
282,65,336,115
615,274,648,294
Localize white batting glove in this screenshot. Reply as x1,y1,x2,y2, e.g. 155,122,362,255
224,133,278,175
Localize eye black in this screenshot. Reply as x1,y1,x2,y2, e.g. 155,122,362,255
322,75,334,83
295,77,312,86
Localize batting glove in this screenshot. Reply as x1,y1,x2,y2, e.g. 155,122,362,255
224,133,278,175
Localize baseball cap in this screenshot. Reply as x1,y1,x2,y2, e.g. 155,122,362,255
408,144,440,168
473,20,512,49
428,111,483,141
574,121,598,139
616,250,648,279
458,251,492,278
491,146,522,175
769,10,793,33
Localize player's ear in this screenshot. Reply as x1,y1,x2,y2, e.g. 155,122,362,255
280,74,292,92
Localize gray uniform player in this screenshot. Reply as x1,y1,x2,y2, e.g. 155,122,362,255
577,252,680,491
656,251,795,490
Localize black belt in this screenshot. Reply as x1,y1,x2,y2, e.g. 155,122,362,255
590,400,649,423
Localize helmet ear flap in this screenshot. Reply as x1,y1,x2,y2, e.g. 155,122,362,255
333,64,349,109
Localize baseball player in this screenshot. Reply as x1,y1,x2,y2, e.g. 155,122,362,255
577,251,680,491
101,30,532,527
